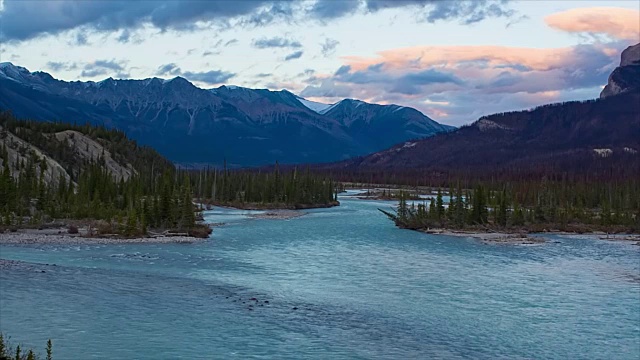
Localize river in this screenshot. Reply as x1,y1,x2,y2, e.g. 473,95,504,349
1,191,639,359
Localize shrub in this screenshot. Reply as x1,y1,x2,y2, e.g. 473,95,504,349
188,225,212,238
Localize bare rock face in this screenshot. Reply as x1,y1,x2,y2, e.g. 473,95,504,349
620,43,640,67
0,125,72,186
54,130,136,181
600,43,640,98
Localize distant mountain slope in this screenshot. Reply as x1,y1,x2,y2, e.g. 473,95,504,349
0,63,452,167
321,99,453,151
328,43,640,176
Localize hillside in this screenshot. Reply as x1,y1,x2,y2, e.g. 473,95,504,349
0,112,339,237
0,111,173,186
326,44,640,180
0,64,452,167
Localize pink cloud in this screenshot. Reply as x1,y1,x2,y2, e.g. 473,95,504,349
299,41,625,126
342,43,620,72
545,7,640,41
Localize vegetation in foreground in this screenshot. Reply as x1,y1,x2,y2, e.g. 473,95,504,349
380,180,640,234
0,334,51,360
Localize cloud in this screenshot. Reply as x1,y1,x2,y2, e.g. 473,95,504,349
117,29,131,43
0,0,276,41
224,39,238,46
307,0,515,24
46,61,78,72
74,32,89,45
325,63,462,95
417,0,515,24
320,38,339,57
284,50,304,61
308,0,360,19
253,36,302,49
545,7,640,42
181,70,235,84
341,43,622,72
239,2,293,27
366,0,515,24
156,63,180,76
80,59,129,78
303,40,626,125
1,0,515,42
156,63,234,85
300,79,354,98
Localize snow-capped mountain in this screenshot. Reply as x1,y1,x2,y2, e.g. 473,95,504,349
295,96,334,114
0,62,453,166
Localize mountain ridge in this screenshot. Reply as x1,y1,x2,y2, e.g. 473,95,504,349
323,43,640,177
0,62,453,167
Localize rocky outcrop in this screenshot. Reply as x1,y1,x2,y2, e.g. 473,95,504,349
0,125,72,186
620,43,640,67
0,126,139,186
600,43,640,98
54,130,136,181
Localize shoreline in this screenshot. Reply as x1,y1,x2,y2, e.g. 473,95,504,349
420,228,640,245
0,228,207,245
205,201,340,211
247,210,307,220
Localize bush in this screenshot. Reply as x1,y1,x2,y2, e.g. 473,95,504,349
188,225,212,238
67,225,79,234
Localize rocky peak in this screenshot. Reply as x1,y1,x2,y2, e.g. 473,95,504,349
600,43,640,98
620,43,640,66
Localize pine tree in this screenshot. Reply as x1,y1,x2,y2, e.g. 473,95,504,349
46,339,52,360
497,189,508,227
436,189,444,220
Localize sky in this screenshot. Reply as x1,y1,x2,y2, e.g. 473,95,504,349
0,0,638,126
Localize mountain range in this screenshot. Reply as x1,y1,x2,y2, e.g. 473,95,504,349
0,63,452,167
327,43,640,177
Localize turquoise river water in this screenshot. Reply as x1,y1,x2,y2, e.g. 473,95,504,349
1,191,639,359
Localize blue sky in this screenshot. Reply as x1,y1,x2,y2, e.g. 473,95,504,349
1,0,638,126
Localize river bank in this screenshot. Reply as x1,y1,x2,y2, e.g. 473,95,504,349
420,228,640,245
205,201,339,210
248,210,307,220
0,228,206,245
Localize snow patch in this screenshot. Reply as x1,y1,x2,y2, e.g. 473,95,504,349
0,62,31,82
593,148,613,157
318,101,341,114
392,106,405,112
296,96,333,113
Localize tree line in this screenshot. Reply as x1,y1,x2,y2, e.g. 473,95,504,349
0,334,51,360
186,162,339,209
0,113,339,235
381,179,640,233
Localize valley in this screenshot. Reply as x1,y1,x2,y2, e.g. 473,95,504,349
0,2,639,358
